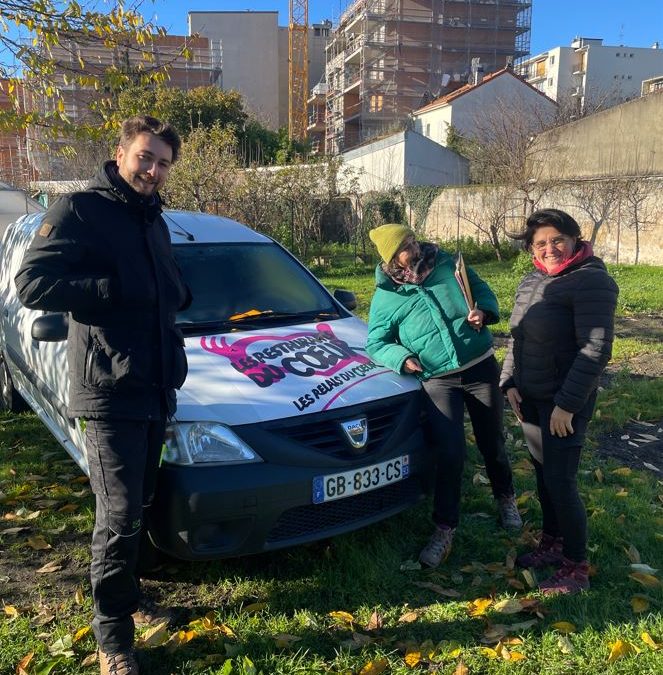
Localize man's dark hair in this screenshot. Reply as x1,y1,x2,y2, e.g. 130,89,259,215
119,115,181,162
512,208,582,250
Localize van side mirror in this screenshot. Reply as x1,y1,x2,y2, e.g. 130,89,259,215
333,289,357,311
32,313,68,342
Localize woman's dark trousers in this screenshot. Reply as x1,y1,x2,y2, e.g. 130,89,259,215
85,418,165,654
422,355,514,529
519,394,596,563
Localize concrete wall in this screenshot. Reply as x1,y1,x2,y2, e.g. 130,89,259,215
341,130,469,193
533,91,663,180
422,180,663,265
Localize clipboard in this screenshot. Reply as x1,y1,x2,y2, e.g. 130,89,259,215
454,251,474,311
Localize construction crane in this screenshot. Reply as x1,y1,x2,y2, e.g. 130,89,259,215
288,0,308,141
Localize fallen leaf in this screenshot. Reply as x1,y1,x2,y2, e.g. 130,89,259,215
643,462,660,472
74,587,85,605
4,605,19,619
551,621,576,634
1,526,30,536
80,652,98,667
558,636,574,654
594,468,604,483
358,658,389,675
481,647,498,659
16,651,34,675
412,581,461,598
404,650,422,667
166,629,196,651
273,633,302,649
241,602,266,614
493,598,525,615
36,561,62,574
607,639,638,663
138,620,170,648
612,467,632,477
630,563,658,575
631,595,650,613
629,572,661,588
27,535,51,551
509,651,526,661
328,610,355,626
468,598,492,617
398,610,419,623
57,504,78,514
473,472,490,486
616,488,628,497
507,577,525,590
640,632,660,650
70,475,90,484
366,611,383,631
73,626,91,643
521,569,537,588
454,662,469,675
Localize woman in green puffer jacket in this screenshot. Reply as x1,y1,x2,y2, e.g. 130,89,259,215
366,224,521,568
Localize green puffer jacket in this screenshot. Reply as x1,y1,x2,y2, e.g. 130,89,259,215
366,251,499,380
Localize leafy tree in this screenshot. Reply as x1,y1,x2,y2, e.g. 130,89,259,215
0,1,169,140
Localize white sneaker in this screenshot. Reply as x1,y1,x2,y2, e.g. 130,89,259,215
419,526,455,568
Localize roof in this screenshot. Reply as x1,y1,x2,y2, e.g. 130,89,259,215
412,68,557,115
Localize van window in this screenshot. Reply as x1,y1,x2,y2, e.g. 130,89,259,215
174,243,342,333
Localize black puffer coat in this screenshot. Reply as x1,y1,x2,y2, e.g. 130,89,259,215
15,162,189,420
500,255,618,413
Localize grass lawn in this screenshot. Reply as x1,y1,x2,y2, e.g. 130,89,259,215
1,262,662,674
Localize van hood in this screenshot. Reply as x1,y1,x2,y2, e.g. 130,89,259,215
174,317,419,425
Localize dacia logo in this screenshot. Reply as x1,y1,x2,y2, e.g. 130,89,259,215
340,417,368,452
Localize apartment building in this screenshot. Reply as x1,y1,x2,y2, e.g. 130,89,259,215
521,38,663,113
189,11,330,130
0,80,36,187
324,0,532,154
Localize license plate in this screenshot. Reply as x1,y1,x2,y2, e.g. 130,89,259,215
312,455,409,504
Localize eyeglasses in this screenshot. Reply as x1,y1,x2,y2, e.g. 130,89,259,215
531,236,570,251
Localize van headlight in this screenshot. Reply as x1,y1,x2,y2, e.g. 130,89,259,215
162,423,263,465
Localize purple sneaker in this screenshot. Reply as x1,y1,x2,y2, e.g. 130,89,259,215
516,533,564,569
538,557,590,595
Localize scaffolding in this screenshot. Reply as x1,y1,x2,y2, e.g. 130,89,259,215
325,0,532,154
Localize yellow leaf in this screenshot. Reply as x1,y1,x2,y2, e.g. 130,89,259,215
454,661,469,675
641,632,661,650
4,605,19,618
468,598,492,617
551,621,576,634
16,651,34,675
36,560,62,574
274,633,302,649
481,647,498,659
73,625,91,643
616,488,628,497
80,653,98,667
27,535,51,550
359,657,389,675
607,639,638,663
57,503,78,513
398,610,419,623
521,569,537,588
448,647,462,658
558,636,574,654
493,598,524,615
328,610,355,626
404,650,422,667
509,651,526,661
138,620,170,647
629,572,661,588
625,544,641,564
594,468,604,483
631,595,650,613
241,602,266,614
611,467,632,476
74,586,85,605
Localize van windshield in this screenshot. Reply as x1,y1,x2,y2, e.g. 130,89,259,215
173,242,344,335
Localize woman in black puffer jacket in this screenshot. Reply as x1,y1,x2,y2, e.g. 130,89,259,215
500,209,618,595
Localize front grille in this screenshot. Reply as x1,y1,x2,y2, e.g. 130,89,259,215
266,479,421,543
273,400,403,459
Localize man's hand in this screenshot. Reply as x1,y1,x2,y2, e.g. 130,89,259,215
467,307,485,331
550,405,574,437
505,387,523,421
403,357,423,374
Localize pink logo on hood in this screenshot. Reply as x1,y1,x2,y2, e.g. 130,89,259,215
200,324,372,388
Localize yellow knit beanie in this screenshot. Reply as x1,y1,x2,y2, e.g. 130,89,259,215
369,223,415,263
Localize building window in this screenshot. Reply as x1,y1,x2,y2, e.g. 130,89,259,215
425,123,430,136
616,52,620,57
627,75,632,79
369,95,383,112
548,77,554,87
630,53,634,57
535,60,546,77
549,55,555,65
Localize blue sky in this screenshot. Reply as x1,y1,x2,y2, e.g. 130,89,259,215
152,0,662,56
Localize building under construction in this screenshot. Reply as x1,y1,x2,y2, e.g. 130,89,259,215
323,0,531,153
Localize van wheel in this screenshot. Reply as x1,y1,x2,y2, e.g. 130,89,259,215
0,352,27,413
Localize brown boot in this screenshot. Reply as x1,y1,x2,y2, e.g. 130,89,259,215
99,649,139,675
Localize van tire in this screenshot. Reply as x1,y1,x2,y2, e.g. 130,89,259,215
0,351,28,413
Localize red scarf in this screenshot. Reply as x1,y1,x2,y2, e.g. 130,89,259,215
533,241,594,276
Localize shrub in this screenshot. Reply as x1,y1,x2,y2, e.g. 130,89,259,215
511,250,534,276
435,236,519,263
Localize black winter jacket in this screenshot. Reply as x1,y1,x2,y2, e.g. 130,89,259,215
15,162,189,420
499,255,618,413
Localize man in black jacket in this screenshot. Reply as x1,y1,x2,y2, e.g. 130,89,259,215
15,116,189,675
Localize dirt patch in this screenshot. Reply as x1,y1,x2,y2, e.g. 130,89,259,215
596,418,663,473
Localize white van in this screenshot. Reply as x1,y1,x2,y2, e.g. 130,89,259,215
0,211,432,560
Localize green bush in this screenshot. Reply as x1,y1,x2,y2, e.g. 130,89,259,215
435,236,520,263
511,249,535,276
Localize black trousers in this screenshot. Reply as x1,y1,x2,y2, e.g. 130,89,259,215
422,355,514,529
519,393,596,562
85,417,166,653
